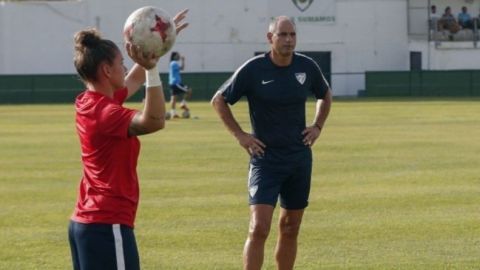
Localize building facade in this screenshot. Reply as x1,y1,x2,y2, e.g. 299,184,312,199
0,0,478,96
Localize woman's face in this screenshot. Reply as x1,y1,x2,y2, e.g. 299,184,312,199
110,50,127,89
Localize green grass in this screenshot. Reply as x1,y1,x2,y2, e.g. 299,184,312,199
0,98,479,269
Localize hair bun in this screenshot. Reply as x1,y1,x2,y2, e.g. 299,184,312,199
74,28,101,49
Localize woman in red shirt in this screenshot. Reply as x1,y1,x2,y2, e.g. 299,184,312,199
69,10,188,270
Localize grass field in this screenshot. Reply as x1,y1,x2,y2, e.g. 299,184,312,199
0,98,479,269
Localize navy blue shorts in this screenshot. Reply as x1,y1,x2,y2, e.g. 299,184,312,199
247,160,312,210
169,83,189,96
68,220,140,270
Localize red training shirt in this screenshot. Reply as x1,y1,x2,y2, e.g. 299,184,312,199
71,88,140,228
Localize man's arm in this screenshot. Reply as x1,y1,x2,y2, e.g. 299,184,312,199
179,56,185,70
313,89,332,130
302,89,332,146
211,91,265,156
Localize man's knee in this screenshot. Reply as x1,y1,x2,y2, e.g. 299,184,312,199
279,218,301,239
248,221,271,241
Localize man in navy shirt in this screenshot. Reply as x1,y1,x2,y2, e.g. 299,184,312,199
211,16,332,270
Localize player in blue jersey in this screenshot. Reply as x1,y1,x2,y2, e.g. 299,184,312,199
168,51,192,118
211,16,332,270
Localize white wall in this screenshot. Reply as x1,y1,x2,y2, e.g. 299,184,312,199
0,0,271,74
331,0,409,95
0,0,411,96
0,1,90,74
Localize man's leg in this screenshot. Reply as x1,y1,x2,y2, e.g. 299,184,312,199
243,204,275,270
180,88,192,111
275,208,304,270
180,96,189,111
170,95,179,117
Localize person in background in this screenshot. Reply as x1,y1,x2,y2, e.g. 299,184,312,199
168,51,192,119
439,6,460,34
429,5,440,31
458,6,473,29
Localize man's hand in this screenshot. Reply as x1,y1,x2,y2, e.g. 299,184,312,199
236,132,266,157
302,125,322,147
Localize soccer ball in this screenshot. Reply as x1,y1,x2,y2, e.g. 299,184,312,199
181,110,190,119
123,6,176,57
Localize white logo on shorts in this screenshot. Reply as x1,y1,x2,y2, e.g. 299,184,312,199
249,185,258,198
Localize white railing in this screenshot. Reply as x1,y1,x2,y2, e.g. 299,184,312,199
429,17,479,47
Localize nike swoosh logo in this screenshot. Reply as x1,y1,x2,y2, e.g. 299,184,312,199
262,80,274,85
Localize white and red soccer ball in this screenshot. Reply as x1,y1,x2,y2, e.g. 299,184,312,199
123,6,176,57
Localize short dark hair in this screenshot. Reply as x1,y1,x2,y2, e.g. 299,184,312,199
73,28,119,82
170,51,179,61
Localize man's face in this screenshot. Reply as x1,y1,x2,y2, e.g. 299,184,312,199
269,20,296,57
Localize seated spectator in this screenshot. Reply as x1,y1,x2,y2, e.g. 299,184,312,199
439,6,460,34
430,5,440,30
458,6,473,29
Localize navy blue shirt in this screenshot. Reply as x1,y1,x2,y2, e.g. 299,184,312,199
220,52,329,164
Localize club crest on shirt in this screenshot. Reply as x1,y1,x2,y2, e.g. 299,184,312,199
295,73,306,85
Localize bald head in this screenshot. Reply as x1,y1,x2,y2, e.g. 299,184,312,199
268,16,296,34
